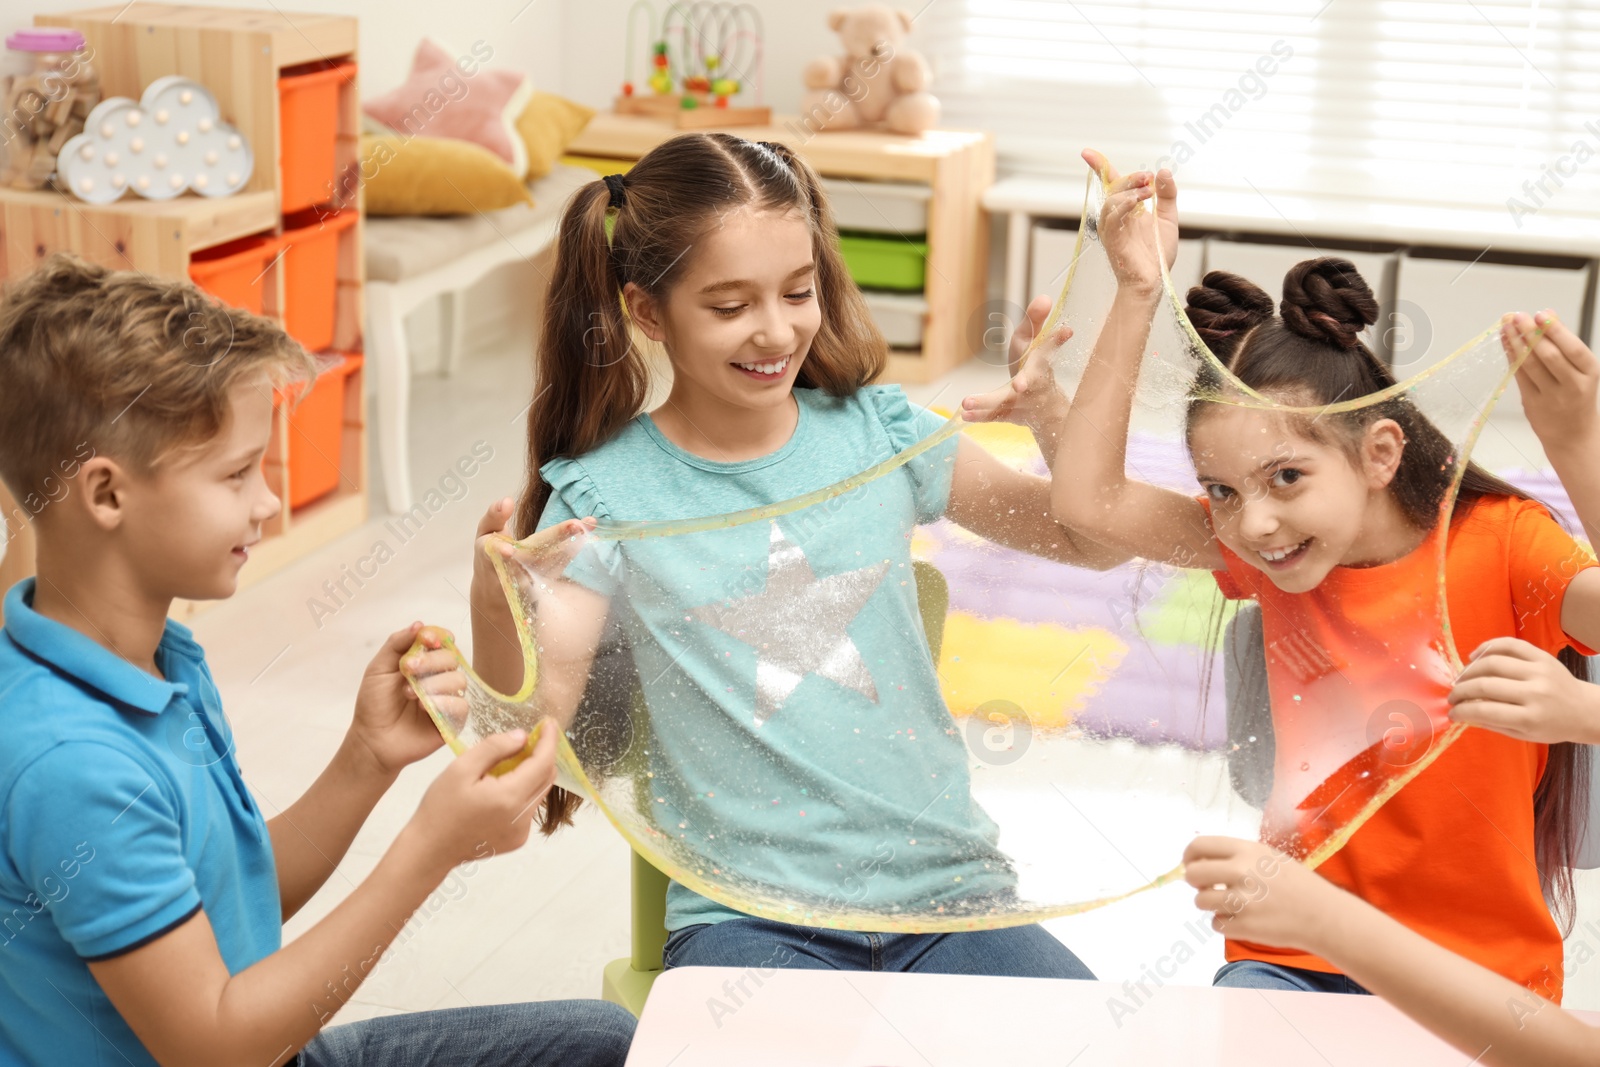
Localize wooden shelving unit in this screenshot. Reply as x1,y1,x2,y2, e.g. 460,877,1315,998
567,112,995,384
0,4,366,618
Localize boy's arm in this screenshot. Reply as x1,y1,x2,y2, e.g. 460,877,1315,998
1184,837,1600,1067
266,625,465,920
264,742,396,921
91,729,555,1067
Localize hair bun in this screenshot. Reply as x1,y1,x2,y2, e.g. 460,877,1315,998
1280,257,1377,349
1184,270,1275,360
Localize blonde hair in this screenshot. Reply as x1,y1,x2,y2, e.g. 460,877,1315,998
0,253,316,503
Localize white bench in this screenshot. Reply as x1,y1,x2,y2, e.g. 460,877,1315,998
363,163,594,513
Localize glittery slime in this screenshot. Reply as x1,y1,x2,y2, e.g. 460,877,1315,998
401,159,1540,932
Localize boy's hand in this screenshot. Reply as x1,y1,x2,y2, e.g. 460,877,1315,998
961,296,1071,434
1448,636,1600,744
410,725,560,869
1183,836,1341,954
348,623,465,779
1502,310,1600,452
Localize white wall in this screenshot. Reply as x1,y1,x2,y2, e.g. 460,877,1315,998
554,0,840,116
12,0,925,136
10,0,565,99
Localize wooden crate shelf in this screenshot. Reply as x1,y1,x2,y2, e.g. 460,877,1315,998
0,4,367,620
0,188,279,278
38,4,359,201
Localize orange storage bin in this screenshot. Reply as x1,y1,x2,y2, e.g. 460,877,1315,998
188,233,282,315
279,351,362,509
278,60,354,214
280,207,358,352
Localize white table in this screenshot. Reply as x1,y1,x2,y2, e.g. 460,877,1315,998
625,966,1597,1066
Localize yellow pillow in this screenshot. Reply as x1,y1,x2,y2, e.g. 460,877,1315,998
517,91,596,180
561,154,636,179
360,134,533,216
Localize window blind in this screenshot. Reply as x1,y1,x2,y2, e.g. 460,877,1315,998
918,0,1600,219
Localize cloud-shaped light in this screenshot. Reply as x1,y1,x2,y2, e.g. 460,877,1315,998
57,75,254,204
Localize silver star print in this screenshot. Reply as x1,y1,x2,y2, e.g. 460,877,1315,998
692,522,889,726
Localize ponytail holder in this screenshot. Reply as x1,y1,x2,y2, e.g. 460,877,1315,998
603,173,627,210
756,140,787,163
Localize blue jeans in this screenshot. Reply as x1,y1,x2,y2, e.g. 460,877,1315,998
1215,959,1371,994
298,1000,635,1066
664,916,1094,979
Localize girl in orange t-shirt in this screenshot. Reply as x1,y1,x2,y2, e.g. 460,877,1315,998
967,154,1600,998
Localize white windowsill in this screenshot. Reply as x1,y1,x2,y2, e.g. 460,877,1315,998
985,174,1600,259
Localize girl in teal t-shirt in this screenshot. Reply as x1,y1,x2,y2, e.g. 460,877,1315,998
470,133,1125,976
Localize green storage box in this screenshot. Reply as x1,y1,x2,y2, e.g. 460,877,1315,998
837,231,928,292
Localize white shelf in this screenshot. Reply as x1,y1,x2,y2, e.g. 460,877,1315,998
860,289,928,348
822,176,932,235
985,174,1600,260
860,290,930,314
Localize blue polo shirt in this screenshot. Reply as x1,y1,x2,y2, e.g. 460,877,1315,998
0,579,280,1066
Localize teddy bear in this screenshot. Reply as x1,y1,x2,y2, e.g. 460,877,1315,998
799,6,940,136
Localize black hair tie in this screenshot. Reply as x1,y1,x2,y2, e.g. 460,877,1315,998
603,173,627,209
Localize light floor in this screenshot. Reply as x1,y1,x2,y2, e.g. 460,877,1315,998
193,335,1600,1026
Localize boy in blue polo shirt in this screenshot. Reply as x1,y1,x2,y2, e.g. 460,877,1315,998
0,255,635,1066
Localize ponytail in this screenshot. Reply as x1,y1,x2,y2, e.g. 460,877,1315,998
514,180,648,541
514,180,647,835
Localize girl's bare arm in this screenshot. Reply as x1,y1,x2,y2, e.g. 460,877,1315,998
1318,893,1596,1067
945,435,1128,570
469,502,607,728
965,161,1221,572
1051,279,1222,571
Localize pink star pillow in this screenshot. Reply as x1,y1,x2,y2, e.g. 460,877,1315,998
364,39,533,177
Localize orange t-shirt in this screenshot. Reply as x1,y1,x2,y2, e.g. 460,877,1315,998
1208,495,1595,999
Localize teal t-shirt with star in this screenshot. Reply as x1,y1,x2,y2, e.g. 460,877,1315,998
536,385,1017,929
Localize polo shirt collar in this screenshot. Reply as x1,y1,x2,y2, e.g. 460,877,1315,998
3,578,199,715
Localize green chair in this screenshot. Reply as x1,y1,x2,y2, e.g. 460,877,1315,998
601,559,950,1014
